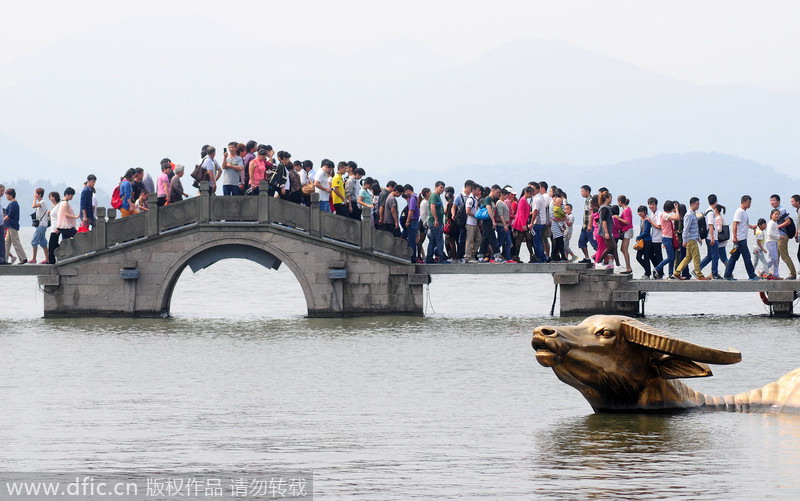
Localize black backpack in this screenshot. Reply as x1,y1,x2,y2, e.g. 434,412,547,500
268,163,288,188
455,195,470,227
778,211,797,239
698,210,710,240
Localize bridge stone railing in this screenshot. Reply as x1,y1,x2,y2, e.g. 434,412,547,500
56,181,412,262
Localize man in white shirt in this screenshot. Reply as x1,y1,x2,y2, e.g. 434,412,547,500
647,197,664,276
202,147,222,194
464,183,483,263
531,181,547,262
540,181,552,257
314,159,334,212
723,195,758,281
791,194,800,266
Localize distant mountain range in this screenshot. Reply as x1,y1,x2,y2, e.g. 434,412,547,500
1,31,799,200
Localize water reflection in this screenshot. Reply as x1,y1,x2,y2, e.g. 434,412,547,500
530,413,734,500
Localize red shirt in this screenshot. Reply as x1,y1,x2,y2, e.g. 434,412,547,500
512,197,532,232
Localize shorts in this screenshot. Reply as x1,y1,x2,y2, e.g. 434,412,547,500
32,225,48,248
623,228,634,239
543,226,552,239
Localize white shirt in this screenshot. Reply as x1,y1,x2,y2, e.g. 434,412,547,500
533,194,547,225
466,195,479,226
202,157,220,188
766,220,780,243
650,210,663,243
34,199,49,225
299,169,308,186
543,193,552,224
733,207,750,242
315,170,331,202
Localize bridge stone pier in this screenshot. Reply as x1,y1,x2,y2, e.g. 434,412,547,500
42,182,426,318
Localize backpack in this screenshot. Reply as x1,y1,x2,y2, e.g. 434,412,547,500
268,163,288,189
110,185,123,209
191,157,209,188
456,195,470,227
778,211,796,239
697,210,709,240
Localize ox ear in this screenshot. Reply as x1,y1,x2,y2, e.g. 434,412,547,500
654,355,713,379
621,319,742,365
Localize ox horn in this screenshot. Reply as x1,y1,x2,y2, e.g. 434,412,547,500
621,319,742,365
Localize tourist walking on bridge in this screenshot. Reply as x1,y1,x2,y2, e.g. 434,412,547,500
634,205,653,279
769,194,797,280
80,175,96,230
425,181,450,264
314,160,334,212
31,188,49,263
222,142,245,196
724,195,759,281
653,201,680,279
169,165,188,203
3,189,28,264
674,197,708,280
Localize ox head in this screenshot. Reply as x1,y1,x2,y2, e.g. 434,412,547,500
532,315,741,411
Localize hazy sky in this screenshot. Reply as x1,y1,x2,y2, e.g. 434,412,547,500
4,0,799,92
2,0,799,190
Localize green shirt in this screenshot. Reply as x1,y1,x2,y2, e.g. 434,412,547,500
428,192,444,226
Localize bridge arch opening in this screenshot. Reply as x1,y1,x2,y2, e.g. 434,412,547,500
159,241,314,318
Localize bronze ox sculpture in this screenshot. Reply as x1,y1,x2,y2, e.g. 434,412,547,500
532,315,800,412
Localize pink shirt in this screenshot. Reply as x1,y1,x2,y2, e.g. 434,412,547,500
512,197,532,232
250,158,267,188
660,212,675,239
157,173,170,198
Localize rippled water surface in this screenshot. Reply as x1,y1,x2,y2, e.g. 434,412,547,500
2,230,800,499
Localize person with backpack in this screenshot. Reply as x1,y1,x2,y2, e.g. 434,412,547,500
769,194,797,279
464,183,483,263
200,146,222,194
452,180,473,261
114,168,135,217
674,197,708,280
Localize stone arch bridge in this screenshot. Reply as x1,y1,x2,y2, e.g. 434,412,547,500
41,183,427,318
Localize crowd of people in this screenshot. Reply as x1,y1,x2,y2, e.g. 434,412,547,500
2,143,800,280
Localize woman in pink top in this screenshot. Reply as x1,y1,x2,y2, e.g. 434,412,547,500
653,200,681,278
511,186,534,262
614,195,634,274
248,149,268,196
157,162,172,207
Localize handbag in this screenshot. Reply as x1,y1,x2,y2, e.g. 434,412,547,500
718,224,730,243
633,239,644,251
301,181,315,195
475,206,490,220
30,212,39,227
443,222,452,235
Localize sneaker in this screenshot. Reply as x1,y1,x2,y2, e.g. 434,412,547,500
712,273,723,280
494,258,506,264
579,258,591,264
506,259,518,264
620,270,633,275
788,275,798,280
696,275,709,281
8,255,16,264
39,260,49,264
640,275,651,280
17,259,28,265
748,276,761,281
673,273,688,281
439,260,452,264
724,276,737,281
570,256,579,263
595,263,606,270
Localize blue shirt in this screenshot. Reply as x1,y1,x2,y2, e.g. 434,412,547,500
80,187,94,222
683,210,700,242
5,200,20,231
120,180,132,210
636,219,652,242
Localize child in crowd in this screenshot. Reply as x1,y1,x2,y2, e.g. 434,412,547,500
752,218,768,277
564,204,578,262
765,210,782,279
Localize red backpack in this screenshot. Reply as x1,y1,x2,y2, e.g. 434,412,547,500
111,185,122,209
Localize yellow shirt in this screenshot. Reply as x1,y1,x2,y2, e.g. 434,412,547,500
331,174,346,205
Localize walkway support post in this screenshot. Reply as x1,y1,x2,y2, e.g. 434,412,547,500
360,206,373,251
309,193,321,238
257,181,270,223
198,181,210,223
94,207,107,251
146,193,159,236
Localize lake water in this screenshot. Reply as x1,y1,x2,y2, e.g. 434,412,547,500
2,228,800,499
